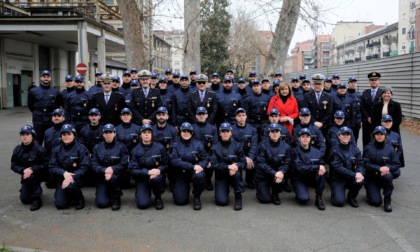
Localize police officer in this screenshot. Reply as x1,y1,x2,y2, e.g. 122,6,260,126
164,68,173,86
255,123,291,205
301,74,333,137
274,72,283,82
87,72,104,98
67,75,91,133
297,78,312,110
116,108,142,153
130,79,140,90
327,110,356,150
169,122,208,210
192,107,218,191
244,79,271,136
235,77,250,98
209,73,222,93
272,79,281,95
332,82,356,130
91,124,129,211
44,108,66,158
60,75,75,122
187,74,218,124
290,77,304,108
150,72,159,89
364,126,401,212
91,73,126,126
261,78,274,97
231,108,258,189
49,124,90,210
360,72,383,148
119,70,133,102
111,75,121,92
331,73,340,92
260,109,292,145
210,123,246,211
130,68,139,80
329,126,364,207
130,69,162,125
172,74,194,127
11,125,48,211
189,69,198,89
215,77,243,126
291,128,327,210
128,124,169,210
78,107,102,149
292,108,326,157
158,77,174,122
248,71,257,88
381,114,404,167
152,107,178,150
347,76,362,142
28,70,62,144
323,77,336,95
168,72,181,93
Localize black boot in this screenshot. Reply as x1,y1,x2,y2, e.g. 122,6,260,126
347,197,359,208
193,196,201,210
205,179,213,191
246,179,255,189
30,198,42,211
234,193,242,211
384,196,392,212
155,196,164,210
272,193,281,205
75,195,85,210
111,197,121,211
315,194,325,211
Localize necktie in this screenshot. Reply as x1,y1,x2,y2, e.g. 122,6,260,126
105,94,110,104
316,93,320,104
144,89,148,97
371,89,376,101
200,92,204,102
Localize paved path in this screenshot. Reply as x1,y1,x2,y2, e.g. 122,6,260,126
0,107,419,252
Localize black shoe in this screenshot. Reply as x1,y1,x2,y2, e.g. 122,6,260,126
246,180,255,189
205,179,214,191
283,183,292,193
347,197,359,208
193,196,201,210
234,193,242,211
111,198,121,211
384,196,392,212
30,199,42,211
315,195,325,211
75,196,85,210
155,197,164,210
272,193,281,205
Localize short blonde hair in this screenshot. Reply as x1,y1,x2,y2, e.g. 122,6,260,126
278,82,292,97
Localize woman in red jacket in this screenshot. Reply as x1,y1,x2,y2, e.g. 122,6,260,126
267,82,299,136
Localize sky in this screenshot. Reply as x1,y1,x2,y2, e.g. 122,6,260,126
154,0,399,53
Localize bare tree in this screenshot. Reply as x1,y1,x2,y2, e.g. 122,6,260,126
117,0,147,69
183,0,201,73
263,0,302,76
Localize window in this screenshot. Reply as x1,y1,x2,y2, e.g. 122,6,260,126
402,27,406,35
402,12,407,20
174,61,180,66
402,42,406,50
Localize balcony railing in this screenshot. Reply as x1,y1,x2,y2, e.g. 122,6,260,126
372,41,381,46
372,54,379,59
355,57,362,62
357,46,365,51
366,43,373,48
366,55,373,60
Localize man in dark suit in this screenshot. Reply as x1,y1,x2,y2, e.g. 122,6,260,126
360,72,383,148
91,74,126,126
301,74,333,137
187,74,218,124
130,69,162,125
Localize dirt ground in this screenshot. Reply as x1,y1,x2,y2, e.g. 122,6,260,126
401,118,420,135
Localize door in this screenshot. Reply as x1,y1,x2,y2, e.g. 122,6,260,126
21,75,29,106
7,73,14,108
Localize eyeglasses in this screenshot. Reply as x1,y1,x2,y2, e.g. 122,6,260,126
197,82,206,85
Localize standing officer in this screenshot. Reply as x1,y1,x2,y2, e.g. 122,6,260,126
91,124,129,211
291,128,327,210
329,126,364,207
28,70,62,144
261,78,274,97
60,75,75,122
187,74,218,125
11,125,48,211
44,108,66,158
235,78,250,98
210,123,246,211
244,80,271,136
67,75,91,133
169,122,208,210
79,108,104,154
332,82,356,129
164,68,173,86
347,76,362,142
192,107,218,191
130,69,162,125
360,72,383,148
49,124,90,210
301,74,333,137
130,68,139,80
158,77,174,122
189,70,198,90
231,108,258,189
172,74,193,127
151,107,178,150
331,73,340,92
91,73,126,126
215,77,243,126
119,70,133,101
88,72,104,98
274,72,283,82
209,73,222,93
168,72,181,93
111,75,121,92
150,72,159,89
128,124,169,210
323,77,336,95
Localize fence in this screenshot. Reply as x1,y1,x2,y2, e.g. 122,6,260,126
284,52,420,119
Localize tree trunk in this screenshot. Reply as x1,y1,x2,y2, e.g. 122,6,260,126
118,0,146,69
264,0,301,76
183,0,201,73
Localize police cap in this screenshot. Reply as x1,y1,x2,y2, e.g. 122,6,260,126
121,108,132,115
157,106,168,114
372,125,386,135
334,110,345,119
219,123,232,131
41,70,52,77
103,124,116,133
381,114,393,122
20,125,36,136
52,108,65,116
65,75,74,82
338,126,352,135
138,70,152,79
180,122,194,133
89,108,101,115
299,108,311,116
100,73,112,84
269,109,280,116
299,128,311,136
140,124,153,133
235,107,246,115
368,72,381,80
196,106,208,114
130,79,140,87
61,124,76,135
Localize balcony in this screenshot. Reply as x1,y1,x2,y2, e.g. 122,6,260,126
410,16,416,24
372,41,381,47
345,60,355,64
366,43,373,48
366,55,373,60
383,52,391,57
355,57,362,62
407,33,415,40
347,49,355,54
372,54,379,59
411,0,416,9
357,46,365,51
